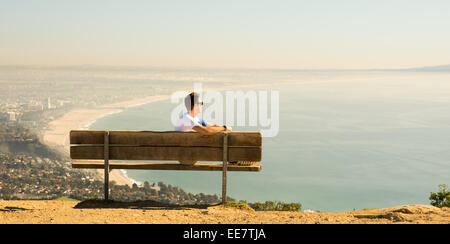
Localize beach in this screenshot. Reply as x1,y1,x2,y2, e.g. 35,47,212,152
42,94,171,186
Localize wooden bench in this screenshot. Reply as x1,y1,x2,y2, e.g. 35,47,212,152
70,130,262,203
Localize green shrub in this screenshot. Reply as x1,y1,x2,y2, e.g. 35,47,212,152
249,201,302,212
224,201,249,208
429,184,450,208
56,196,78,201
85,197,99,201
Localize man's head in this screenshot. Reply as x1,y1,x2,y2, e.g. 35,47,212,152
185,92,203,115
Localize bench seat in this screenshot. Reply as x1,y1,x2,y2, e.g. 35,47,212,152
72,160,261,172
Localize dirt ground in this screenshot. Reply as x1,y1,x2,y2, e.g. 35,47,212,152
0,200,449,224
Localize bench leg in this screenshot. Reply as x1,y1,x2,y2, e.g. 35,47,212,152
104,131,110,200
104,166,109,200
222,132,228,204
222,164,227,203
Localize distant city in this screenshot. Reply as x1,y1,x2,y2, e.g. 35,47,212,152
0,65,201,134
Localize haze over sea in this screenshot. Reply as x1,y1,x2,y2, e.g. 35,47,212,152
89,69,450,212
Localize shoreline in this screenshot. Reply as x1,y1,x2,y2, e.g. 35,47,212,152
42,94,172,186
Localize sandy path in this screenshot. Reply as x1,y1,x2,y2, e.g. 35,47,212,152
0,200,448,224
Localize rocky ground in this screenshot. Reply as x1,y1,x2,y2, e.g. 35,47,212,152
0,200,449,224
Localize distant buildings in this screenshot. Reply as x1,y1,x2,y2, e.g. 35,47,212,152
47,97,53,110
7,112,16,121
0,113,7,122
27,102,44,111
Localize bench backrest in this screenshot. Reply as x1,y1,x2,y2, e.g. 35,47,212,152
70,130,262,162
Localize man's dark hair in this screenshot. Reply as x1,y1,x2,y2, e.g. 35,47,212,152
185,92,202,111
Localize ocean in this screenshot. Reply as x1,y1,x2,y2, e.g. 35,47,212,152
89,70,450,212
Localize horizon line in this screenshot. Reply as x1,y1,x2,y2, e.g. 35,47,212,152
0,63,449,72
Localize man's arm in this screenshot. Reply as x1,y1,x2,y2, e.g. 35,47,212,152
192,125,232,135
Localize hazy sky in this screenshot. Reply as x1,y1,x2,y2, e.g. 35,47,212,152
1,0,450,69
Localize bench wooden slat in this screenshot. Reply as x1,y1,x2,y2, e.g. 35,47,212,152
72,160,261,172
70,145,262,162
70,130,261,147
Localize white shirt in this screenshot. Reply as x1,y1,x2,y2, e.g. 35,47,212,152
175,113,201,132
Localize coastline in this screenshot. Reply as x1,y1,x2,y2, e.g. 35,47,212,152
42,94,172,187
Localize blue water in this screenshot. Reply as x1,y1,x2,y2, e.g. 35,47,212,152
90,71,450,212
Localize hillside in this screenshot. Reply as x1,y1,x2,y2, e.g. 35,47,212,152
0,200,449,224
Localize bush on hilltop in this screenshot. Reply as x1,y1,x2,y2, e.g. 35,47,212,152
429,184,450,208
249,201,302,212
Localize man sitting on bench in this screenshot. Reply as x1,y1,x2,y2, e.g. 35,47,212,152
175,92,232,165
175,92,232,135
